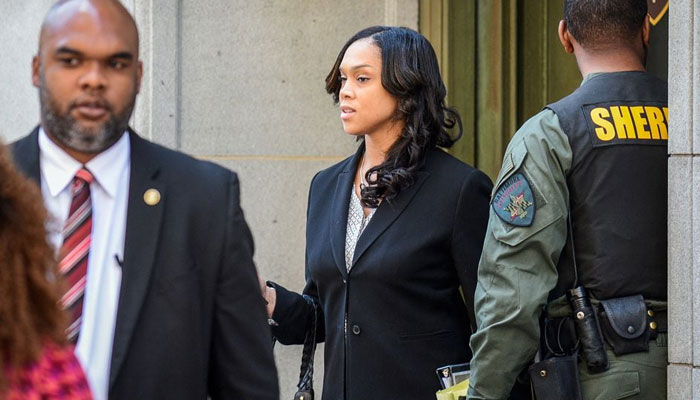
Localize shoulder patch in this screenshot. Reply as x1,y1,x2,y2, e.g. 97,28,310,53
492,173,535,227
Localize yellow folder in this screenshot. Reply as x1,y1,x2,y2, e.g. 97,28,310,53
435,379,469,400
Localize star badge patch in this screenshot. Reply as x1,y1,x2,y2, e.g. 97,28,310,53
492,173,535,227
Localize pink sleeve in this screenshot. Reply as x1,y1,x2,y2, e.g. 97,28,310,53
7,343,93,400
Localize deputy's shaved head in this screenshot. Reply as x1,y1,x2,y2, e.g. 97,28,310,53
39,0,139,56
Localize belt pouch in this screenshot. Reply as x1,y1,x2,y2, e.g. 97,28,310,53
599,295,649,356
528,355,582,400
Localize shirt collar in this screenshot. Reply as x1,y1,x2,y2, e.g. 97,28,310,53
581,72,605,86
581,71,646,86
38,128,131,198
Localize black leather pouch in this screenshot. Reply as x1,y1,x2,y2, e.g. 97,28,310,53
528,355,583,400
598,295,649,356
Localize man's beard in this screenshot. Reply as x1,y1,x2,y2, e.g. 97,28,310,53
39,80,135,154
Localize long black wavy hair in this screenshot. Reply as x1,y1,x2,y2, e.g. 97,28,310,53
325,26,462,208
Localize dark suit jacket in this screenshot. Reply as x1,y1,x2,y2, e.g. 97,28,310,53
271,145,492,400
12,127,279,400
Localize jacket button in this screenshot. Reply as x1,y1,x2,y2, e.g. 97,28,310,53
352,325,361,335
343,279,347,284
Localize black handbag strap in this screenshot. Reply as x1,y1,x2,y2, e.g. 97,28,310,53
294,295,320,399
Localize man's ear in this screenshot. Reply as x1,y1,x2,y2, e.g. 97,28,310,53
32,55,40,88
136,60,143,93
558,20,575,54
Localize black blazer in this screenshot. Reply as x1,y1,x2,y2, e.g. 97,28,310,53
271,145,492,400
12,128,279,400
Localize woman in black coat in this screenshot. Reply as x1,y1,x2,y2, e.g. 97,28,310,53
261,26,492,400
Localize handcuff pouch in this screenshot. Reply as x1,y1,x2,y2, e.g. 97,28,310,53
598,295,649,356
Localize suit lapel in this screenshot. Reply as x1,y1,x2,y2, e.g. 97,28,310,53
109,131,165,387
10,126,41,184
329,146,363,279
351,170,430,269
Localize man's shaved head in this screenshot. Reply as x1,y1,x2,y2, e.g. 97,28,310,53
39,0,139,56
33,0,142,162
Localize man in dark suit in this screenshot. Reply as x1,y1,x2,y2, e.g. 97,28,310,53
11,1,279,399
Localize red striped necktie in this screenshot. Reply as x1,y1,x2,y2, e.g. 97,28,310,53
59,168,94,343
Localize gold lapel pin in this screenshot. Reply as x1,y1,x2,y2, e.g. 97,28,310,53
143,188,161,206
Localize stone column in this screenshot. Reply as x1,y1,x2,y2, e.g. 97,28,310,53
0,0,54,138
668,0,700,398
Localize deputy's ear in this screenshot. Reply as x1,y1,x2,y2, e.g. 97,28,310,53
642,15,651,49
558,20,575,54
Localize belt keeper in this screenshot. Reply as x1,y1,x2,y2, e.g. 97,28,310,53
648,310,658,339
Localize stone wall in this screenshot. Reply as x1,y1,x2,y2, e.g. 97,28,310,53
668,0,700,398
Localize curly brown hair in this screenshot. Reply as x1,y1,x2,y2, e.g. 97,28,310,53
0,141,66,379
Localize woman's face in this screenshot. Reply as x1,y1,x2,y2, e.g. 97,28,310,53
338,38,402,138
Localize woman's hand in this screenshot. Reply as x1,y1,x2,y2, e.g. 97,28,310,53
258,274,276,318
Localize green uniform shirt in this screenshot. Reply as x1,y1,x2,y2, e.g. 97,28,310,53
467,108,573,400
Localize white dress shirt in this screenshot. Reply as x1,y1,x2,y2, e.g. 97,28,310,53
39,128,130,400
